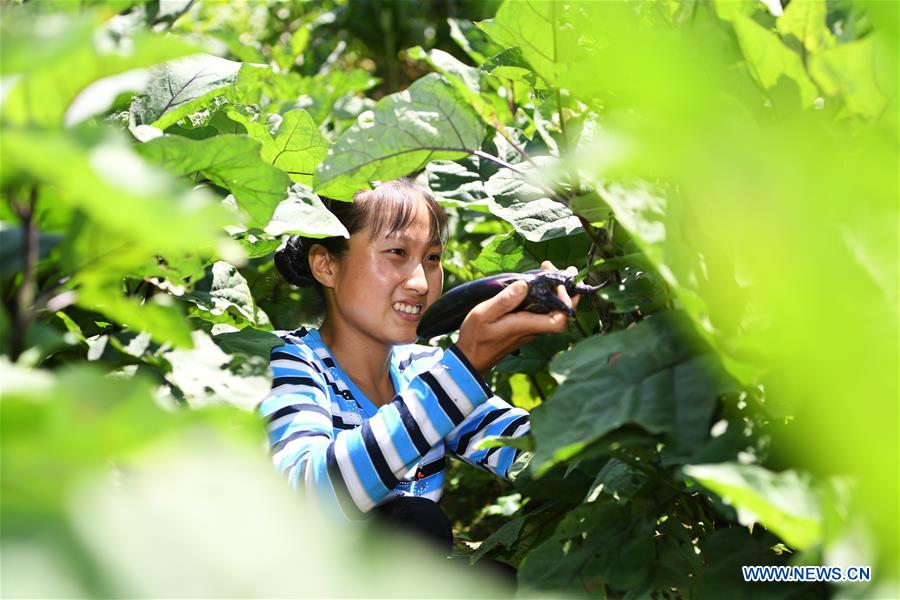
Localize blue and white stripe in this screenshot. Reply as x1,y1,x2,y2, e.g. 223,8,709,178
259,327,531,520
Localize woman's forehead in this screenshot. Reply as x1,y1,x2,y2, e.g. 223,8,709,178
371,200,443,244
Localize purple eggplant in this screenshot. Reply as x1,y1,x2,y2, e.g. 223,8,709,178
416,269,603,339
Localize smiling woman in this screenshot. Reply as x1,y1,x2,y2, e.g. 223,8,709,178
262,179,577,580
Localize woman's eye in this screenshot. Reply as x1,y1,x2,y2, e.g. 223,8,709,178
427,254,442,262
388,248,406,257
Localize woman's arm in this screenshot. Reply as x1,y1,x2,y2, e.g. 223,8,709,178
444,397,530,480
259,342,492,520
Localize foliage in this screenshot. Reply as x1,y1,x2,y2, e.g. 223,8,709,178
1,0,896,597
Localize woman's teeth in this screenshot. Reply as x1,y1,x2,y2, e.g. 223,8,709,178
392,303,421,314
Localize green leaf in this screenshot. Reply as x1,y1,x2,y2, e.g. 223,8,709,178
472,231,589,275
518,502,655,594
479,1,571,87
481,47,536,86
425,158,492,207
495,333,569,375
77,287,194,348
569,192,611,224
425,128,529,207
684,463,822,549
264,185,349,238
163,330,271,410
775,0,834,54
0,362,180,517
584,458,647,504
212,327,282,360
228,108,331,186
137,134,290,228
471,517,525,562
0,129,229,256
484,161,582,242
731,14,820,108
407,46,499,126
693,528,806,598
1,15,199,127
531,312,736,474
314,73,486,201
182,261,271,330
130,54,243,130
448,18,504,65
808,36,891,120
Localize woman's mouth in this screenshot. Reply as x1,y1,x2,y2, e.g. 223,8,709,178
392,302,423,320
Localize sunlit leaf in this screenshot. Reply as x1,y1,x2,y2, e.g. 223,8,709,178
163,330,270,409
130,54,242,130
1,13,198,127
314,74,486,200
137,134,290,228
731,14,820,108
264,184,349,238
775,0,834,54
182,261,271,330
531,312,736,473
685,463,822,549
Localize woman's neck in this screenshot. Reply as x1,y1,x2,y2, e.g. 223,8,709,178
318,318,394,402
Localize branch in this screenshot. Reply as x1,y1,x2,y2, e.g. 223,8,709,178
10,188,38,361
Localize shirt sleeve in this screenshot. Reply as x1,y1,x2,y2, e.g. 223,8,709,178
259,342,492,520
443,394,531,481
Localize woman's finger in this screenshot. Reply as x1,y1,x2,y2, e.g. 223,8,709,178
472,280,528,322
556,284,577,310
494,306,570,336
541,260,558,271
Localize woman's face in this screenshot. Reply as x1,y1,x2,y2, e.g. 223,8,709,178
325,201,444,347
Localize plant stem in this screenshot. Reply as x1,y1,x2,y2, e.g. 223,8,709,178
11,188,38,361
556,88,568,151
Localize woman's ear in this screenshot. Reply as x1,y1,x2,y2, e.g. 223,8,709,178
308,244,339,288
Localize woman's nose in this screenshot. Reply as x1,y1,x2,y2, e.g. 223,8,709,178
405,263,429,295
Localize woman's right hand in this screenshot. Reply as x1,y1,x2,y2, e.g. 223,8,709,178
455,264,579,376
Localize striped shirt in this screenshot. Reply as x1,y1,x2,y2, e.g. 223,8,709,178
259,327,530,521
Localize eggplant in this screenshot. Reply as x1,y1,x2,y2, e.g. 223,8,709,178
416,269,603,339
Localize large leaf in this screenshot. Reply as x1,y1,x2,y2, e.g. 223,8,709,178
182,261,271,330
484,161,582,242
137,134,290,228
775,0,834,55
264,185,349,238
808,36,892,120
314,73,486,201
0,129,228,256
227,108,330,185
425,128,529,207
1,362,181,517
1,13,198,127
163,330,271,410
518,502,655,594
684,463,822,549
479,0,575,88
472,231,590,276
530,312,736,474
77,287,193,348
731,14,819,108
694,528,804,599
129,54,243,130
448,18,504,66
407,46,501,126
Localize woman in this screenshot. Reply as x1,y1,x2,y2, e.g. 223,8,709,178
260,179,579,555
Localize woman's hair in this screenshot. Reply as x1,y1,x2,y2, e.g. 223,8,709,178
274,179,449,295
